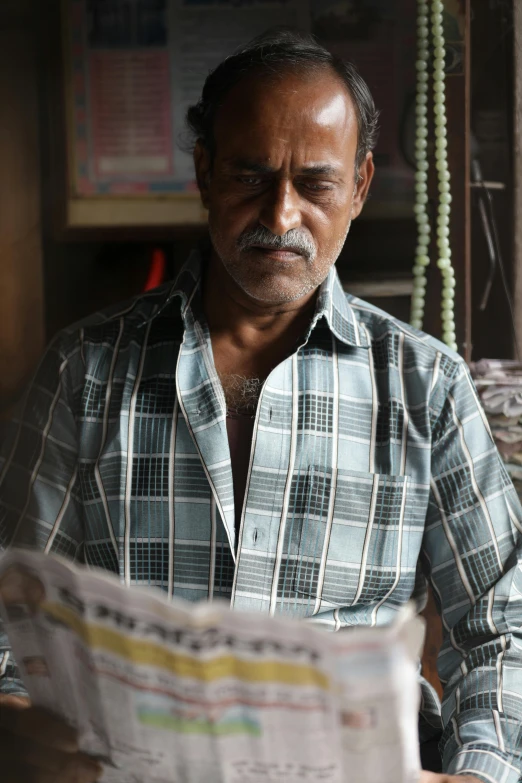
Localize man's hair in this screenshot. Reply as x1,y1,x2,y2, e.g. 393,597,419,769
185,28,380,169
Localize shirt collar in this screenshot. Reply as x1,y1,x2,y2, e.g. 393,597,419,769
313,264,370,348
147,249,369,349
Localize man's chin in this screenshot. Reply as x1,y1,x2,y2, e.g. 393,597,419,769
233,275,316,305
218,252,320,304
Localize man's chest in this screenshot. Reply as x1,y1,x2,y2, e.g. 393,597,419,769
76,328,432,624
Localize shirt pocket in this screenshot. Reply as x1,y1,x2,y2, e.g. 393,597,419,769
291,467,410,607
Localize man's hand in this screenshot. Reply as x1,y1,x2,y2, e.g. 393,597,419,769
0,694,102,783
421,772,483,783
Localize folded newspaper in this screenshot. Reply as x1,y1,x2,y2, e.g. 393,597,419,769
0,549,424,783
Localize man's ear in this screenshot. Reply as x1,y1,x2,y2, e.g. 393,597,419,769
351,152,375,220
193,140,212,209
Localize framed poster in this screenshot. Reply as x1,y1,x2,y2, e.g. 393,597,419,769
59,0,426,232
62,0,310,230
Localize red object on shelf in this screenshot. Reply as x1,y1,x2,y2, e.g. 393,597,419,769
144,248,166,291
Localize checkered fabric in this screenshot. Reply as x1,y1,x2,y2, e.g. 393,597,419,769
1,250,522,783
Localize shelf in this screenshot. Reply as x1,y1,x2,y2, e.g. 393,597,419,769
341,276,414,299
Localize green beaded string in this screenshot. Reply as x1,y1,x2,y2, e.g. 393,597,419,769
411,0,457,352
411,0,431,330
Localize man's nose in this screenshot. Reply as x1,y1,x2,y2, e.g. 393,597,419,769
258,179,301,237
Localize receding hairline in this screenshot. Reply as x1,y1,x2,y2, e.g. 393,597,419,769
211,62,360,141
184,30,380,169
218,59,357,100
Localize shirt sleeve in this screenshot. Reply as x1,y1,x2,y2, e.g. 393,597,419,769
423,362,522,783
0,334,84,695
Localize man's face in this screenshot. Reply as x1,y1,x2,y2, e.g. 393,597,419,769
194,67,374,305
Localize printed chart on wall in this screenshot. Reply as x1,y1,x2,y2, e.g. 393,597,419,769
65,0,418,227
66,0,310,226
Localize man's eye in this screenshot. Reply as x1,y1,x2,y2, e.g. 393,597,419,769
303,182,333,192
238,176,262,186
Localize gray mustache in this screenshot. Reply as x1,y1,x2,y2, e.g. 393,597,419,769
237,226,316,262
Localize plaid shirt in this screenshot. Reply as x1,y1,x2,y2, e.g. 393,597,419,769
1,249,522,783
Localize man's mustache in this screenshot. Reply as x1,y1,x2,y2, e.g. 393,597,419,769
237,225,316,262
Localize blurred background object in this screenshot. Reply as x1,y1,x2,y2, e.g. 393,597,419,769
470,359,522,503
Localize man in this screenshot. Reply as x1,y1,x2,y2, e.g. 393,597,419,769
0,28,520,783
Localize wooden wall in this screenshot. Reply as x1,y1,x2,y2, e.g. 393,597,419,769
0,0,45,413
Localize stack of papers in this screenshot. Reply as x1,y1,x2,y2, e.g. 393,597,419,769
470,360,522,492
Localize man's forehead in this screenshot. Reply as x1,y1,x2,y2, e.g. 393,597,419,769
215,67,357,132
213,70,358,164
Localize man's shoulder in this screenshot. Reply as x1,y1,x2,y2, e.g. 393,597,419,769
346,292,465,384
52,281,184,361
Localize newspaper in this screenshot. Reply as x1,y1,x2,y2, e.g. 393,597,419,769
0,549,424,783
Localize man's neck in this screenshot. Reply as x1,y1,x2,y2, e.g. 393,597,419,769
202,251,319,408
